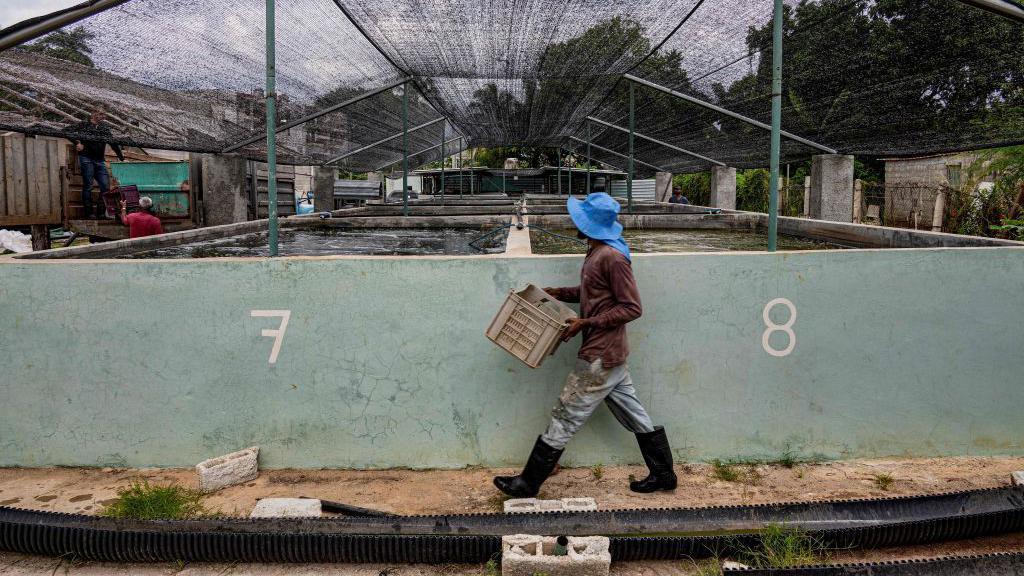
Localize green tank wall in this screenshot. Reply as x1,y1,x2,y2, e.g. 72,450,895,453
1,247,1022,468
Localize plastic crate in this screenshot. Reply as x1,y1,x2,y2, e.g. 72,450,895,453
486,284,578,368
101,185,140,220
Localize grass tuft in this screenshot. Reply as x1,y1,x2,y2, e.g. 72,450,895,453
873,473,895,491
483,557,500,576
591,464,604,480
101,480,207,520
738,524,826,568
486,493,510,512
710,459,761,485
692,558,724,575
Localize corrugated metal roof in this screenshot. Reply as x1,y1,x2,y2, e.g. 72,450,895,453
609,179,656,201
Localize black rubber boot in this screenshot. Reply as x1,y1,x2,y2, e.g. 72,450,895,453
493,436,564,498
629,426,678,493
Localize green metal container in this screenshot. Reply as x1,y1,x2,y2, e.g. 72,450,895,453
110,161,190,218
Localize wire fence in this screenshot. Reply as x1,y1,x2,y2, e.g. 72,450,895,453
860,182,944,229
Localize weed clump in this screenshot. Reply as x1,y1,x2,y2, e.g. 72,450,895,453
101,481,207,520
591,464,604,480
738,524,826,568
873,473,895,491
710,459,761,485
691,558,724,575
486,493,510,512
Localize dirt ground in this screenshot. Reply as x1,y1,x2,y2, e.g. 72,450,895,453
1,456,1022,574
2,456,1022,517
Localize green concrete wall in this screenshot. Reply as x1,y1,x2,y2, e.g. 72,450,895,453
2,248,1023,468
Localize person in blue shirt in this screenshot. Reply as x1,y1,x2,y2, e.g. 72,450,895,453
668,189,689,204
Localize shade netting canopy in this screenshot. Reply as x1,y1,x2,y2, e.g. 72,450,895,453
0,0,1021,173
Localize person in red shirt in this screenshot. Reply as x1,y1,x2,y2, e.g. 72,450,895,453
120,196,163,238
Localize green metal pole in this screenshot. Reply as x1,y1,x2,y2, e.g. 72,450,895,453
568,151,573,195
440,121,446,204
586,121,592,193
767,0,782,252
627,80,635,214
402,82,409,217
557,148,562,195
265,0,278,256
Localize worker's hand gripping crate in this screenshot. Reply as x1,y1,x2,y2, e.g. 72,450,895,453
486,284,578,368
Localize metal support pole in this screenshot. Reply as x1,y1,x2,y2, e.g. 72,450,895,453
767,0,783,252
459,137,464,198
557,148,563,195
0,0,129,51
568,137,667,172
587,116,726,167
624,73,836,154
627,80,635,214
586,121,592,193
402,82,409,216
265,0,278,256
440,121,446,204
223,78,409,153
568,151,573,195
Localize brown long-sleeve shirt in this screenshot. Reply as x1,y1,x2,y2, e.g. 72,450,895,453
551,242,642,367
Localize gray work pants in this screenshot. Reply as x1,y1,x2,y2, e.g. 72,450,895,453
541,358,655,450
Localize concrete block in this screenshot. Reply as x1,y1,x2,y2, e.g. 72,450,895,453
561,497,598,512
501,534,610,576
195,446,259,492
504,498,540,513
709,166,736,210
503,497,598,513
1012,471,1024,486
250,498,321,518
809,154,854,222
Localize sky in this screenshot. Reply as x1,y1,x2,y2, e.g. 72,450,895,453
0,0,80,29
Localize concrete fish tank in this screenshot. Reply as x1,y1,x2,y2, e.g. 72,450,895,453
5,200,1023,469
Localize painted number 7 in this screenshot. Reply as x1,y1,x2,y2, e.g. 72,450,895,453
251,310,291,364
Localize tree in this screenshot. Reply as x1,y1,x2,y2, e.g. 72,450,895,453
718,0,1024,155
22,26,95,67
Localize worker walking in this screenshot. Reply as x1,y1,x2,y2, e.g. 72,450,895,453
120,197,163,238
66,107,124,218
494,192,677,497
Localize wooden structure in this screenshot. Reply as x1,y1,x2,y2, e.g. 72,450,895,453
0,133,66,250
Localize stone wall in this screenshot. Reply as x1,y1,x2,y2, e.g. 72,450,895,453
881,153,979,227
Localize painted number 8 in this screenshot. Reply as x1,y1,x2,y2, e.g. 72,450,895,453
762,298,796,357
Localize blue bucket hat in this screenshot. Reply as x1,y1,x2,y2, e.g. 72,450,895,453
567,193,623,241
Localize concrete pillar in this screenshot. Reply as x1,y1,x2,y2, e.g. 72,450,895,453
709,166,736,210
853,179,863,223
809,154,854,222
313,166,334,213
932,189,946,232
803,176,811,216
198,153,248,226
654,171,673,203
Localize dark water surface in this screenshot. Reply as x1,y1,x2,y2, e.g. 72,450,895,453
125,227,507,258
530,228,843,254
